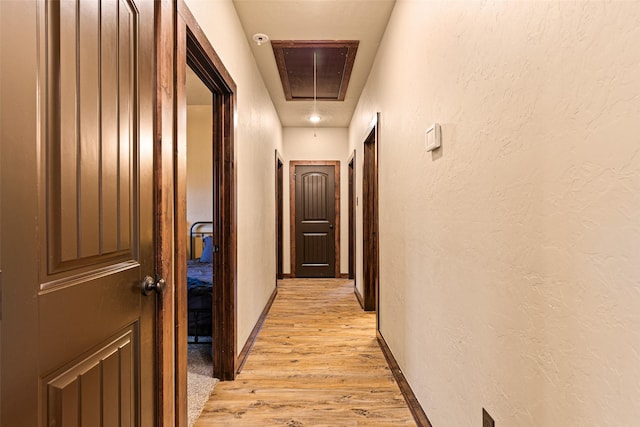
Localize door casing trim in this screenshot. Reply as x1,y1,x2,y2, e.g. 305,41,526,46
155,1,176,424
289,160,340,278
175,1,238,424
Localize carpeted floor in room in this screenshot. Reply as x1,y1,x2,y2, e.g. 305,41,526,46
188,341,218,426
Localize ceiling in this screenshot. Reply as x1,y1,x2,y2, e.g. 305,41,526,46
232,0,396,128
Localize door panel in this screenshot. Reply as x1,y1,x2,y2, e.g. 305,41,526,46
44,328,135,426
303,233,328,263
48,0,136,274
294,164,337,277
0,0,156,425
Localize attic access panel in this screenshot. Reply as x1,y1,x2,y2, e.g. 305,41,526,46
272,40,359,101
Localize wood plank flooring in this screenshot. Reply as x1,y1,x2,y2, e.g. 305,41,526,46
195,278,416,426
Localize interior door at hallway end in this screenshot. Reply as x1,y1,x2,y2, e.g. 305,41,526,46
292,162,340,278
0,0,158,425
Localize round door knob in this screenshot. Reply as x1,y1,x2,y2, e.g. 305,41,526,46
141,276,166,296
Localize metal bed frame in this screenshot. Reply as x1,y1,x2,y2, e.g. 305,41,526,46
188,221,213,344
189,221,213,259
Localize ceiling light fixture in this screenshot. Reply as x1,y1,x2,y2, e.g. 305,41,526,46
252,33,269,46
309,115,321,123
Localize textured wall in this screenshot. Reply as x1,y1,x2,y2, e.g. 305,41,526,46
349,0,640,425
281,127,350,275
186,106,213,259
185,0,283,353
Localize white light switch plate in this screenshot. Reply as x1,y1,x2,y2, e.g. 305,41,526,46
425,123,441,152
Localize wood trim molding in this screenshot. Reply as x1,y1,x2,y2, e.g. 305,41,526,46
354,285,364,309
377,331,433,427
155,1,176,425
282,273,293,279
237,287,278,374
174,4,188,425
289,160,340,278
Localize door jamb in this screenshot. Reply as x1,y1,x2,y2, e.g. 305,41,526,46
155,1,176,424
289,160,340,278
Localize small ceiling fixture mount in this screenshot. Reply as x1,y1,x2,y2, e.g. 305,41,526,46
252,33,269,46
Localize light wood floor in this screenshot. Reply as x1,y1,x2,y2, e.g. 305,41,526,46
195,278,416,426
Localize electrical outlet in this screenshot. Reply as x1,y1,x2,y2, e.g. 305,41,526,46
483,408,495,427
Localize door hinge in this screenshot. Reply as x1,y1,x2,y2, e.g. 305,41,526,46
214,245,220,253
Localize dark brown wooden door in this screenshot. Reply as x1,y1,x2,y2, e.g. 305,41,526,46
363,126,379,312
276,152,284,280
294,164,337,277
1,0,157,424
348,152,356,280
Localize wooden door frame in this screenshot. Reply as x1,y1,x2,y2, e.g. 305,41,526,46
348,150,362,307
175,1,238,424
348,150,356,281
155,1,176,424
362,114,379,314
289,160,340,278
275,151,284,281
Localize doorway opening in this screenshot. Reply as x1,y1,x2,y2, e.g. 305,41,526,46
175,2,238,425
184,64,215,420
362,115,379,313
289,160,340,278
276,151,284,281
348,150,361,306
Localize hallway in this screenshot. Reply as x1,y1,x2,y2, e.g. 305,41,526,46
195,279,416,426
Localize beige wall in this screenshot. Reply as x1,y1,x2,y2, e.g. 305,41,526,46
185,0,283,353
282,127,350,275
349,1,640,425
186,105,213,259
